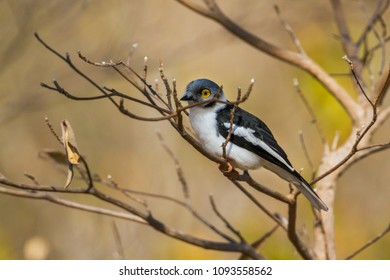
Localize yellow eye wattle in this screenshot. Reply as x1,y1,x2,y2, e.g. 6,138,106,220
201,89,211,99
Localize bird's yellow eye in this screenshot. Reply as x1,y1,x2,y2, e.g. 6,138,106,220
201,89,211,99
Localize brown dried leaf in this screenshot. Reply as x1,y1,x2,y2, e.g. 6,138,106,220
61,120,80,165
60,120,81,189
38,149,74,189
64,164,74,189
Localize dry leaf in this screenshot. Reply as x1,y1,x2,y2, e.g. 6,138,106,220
64,163,74,189
38,149,74,188
60,120,81,189
61,120,80,165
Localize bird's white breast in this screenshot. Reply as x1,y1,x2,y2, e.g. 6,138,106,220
189,106,263,170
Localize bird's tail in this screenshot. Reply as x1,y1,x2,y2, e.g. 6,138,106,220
263,162,328,211
292,173,328,211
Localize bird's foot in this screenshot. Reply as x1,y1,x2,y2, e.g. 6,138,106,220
218,161,240,181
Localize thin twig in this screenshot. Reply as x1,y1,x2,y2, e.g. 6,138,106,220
342,55,374,108
287,198,313,259
0,183,147,224
312,57,384,184
345,223,390,260
331,0,362,77
239,224,279,260
23,173,40,186
172,78,186,132
232,180,286,229
298,131,316,180
251,225,279,250
209,194,245,243
104,175,149,210
221,87,241,161
160,63,173,111
45,116,63,144
157,131,189,200
372,63,390,106
356,0,390,47
274,5,306,55
238,172,291,204
293,78,326,145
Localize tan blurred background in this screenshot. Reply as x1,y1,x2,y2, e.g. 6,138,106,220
0,0,389,259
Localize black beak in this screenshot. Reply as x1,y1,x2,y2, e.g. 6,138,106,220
180,92,194,101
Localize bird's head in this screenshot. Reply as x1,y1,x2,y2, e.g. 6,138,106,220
180,79,226,106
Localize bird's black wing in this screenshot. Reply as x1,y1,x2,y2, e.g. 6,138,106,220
216,104,294,172
216,104,328,211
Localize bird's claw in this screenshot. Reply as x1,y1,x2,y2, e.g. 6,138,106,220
219,161,240,180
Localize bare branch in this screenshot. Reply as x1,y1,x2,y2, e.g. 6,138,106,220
274,5,306,55
239,225,279,260
293,78,326,145
221,87,241,161
298,131,316,180
45,116,62,144
345,223,390,260
30,7,390,261
372,63,390,106
209,194,245,243
23,173,40,186
312,57,386,184
287,197,313,260
157,131,189,200
342,55,374,108
331,0,362,76
357,0,390,47
231,180,286,229
238,172,292,205
0,182,147,224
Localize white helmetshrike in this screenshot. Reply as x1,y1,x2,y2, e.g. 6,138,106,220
181,78,328,211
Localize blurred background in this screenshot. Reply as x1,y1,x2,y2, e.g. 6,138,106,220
0,0,389,259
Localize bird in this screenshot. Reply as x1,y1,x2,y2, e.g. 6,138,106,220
180,78,328,211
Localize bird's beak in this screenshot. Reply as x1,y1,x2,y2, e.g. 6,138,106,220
180,92,194,101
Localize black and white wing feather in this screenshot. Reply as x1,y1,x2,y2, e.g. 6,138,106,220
216,104,328,211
